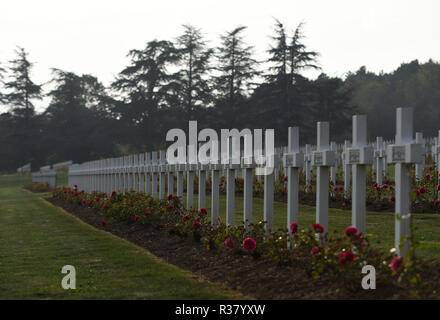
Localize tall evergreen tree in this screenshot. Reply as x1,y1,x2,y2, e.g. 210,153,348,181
112,40,180,149
214,26,259,103
3,47,42,126
213,26,260,126
173,25,213,121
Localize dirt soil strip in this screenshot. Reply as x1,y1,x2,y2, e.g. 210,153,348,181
46,197,400,299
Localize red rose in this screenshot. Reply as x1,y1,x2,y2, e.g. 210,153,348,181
289,222,298,234
242,237,257,251
312,223,324,234
134,215,140,222
338,251,355,266
419,187,426,194
101,220,107,227
345,226,358,237
310,246,319,257
224,237,235,249
390,257,403,272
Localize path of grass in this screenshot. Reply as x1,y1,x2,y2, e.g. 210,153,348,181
0,174,243,299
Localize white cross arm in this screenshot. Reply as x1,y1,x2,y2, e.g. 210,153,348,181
283,152,304,168
311,150,337,167
345,146,373,165
386,143,424,164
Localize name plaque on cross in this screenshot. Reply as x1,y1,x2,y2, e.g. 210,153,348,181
283,152,304,168
387,143,423,164
311,150,336,167
345,146,373,165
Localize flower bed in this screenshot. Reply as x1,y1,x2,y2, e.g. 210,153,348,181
23,181,52,193
49,185,440,299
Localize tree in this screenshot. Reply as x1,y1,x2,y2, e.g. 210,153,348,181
112,40,180,150
309,74,356,140
214,26,259,104
172,25,213,121
213,26,260,127
3,47,42,126
43,69,116,163
264,20,320,129
288,22,319,85
0,63,5,103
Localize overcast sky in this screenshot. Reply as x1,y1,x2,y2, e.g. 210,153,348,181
1,0,439,112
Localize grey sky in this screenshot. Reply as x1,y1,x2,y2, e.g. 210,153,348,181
1,0,439,112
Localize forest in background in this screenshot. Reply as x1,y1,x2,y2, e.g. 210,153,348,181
1,21,439,172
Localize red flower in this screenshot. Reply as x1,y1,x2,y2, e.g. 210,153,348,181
429,166,433,171
225,237,235,249
334,187,338,191
310,246,319,257
168,194,173,200
389,195,395,203
345,226,358,237
434,200,440,207
425,174,431,180
81,199,86,206
173,209,180,215
242,237,257,251
338,186,344,191
144,210,151,216
338,251,355,266
312,223,324,234
289,222,298,234
382,184,389,189
198,208,207,216
134,215,140,222
330,180,334,186
182,214,190,222
167,204,174,210
419,187,426,194
308,184,313,191
192,221,201,230
101,220,107,227
372,182,378,188
437,184,440,192
390,257,403,272
414,189,420,196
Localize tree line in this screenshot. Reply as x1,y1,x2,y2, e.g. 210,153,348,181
0,21,439,172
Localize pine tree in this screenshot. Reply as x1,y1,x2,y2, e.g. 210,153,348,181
3,47,42,126
173,25,213,121
214,26,260,113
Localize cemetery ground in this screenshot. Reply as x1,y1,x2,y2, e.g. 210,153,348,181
3,173,440,299
0,174,243,299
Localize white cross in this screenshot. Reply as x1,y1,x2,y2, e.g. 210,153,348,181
386,107,424,257
345,115,373,234
283,127,303,230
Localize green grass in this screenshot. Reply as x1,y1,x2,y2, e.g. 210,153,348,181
184,193,440,261
0,174,243,299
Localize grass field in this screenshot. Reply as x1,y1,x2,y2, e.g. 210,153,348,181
0,174,243,299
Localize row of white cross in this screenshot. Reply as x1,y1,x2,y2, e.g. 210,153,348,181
31,165,57,188
33,107,440,258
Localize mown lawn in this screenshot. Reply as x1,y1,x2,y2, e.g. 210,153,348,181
0,174,243,300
